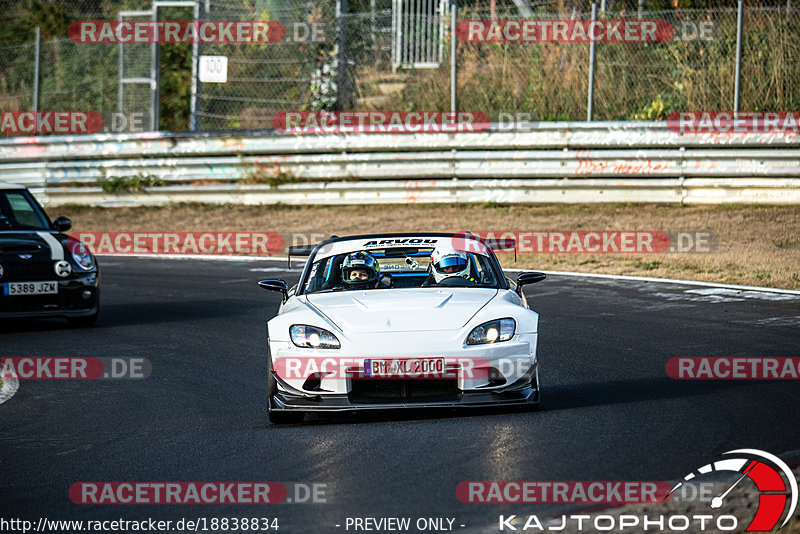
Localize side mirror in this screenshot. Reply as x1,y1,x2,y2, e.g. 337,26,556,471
258,279,288,302
52,216,72,232
517,272,546,287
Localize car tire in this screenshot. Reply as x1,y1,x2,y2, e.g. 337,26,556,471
67,310,98,328
267,353,303,424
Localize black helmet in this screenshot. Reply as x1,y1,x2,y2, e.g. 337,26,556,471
341,251,380,289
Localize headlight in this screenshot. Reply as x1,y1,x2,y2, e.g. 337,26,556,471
290,325,340,349
466,318,515,345
69,241,96,271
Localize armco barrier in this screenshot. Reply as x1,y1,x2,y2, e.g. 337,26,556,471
0,122,798,206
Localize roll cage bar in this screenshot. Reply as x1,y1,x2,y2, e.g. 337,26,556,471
292,233,512,297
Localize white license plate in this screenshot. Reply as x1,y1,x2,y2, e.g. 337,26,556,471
364,358,445,378
2,281,58,296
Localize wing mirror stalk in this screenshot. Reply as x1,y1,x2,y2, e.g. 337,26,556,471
515,272,546,294
258,279,288,302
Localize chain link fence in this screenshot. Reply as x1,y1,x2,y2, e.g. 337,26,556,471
0,0,798,134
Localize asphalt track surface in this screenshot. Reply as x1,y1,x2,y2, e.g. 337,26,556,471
2,257,800,533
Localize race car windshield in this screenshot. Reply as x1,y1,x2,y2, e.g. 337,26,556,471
0,190,51,230
302,246,502,293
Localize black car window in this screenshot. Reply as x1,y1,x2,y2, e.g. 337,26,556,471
0,191,50,230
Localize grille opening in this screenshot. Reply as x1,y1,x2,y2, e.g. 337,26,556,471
488,367,507,386
349,378,459,404
302,374,323,391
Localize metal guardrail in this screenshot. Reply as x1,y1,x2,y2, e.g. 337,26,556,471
1,122,798,206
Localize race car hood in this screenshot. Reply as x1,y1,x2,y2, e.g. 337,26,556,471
305,288,498,333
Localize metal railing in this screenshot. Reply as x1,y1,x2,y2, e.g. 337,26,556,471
1,122,798,206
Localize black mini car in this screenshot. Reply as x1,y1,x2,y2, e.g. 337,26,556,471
0,182,99,326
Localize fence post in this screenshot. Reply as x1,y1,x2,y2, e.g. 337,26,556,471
450,0,457,114
733,0,743,113
370,0,377,51
335,0,349,111
586,2,597,121
150,6,160,131
189,0,201,132
33,26,41,113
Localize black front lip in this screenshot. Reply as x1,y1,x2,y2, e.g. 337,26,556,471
270,386,539,412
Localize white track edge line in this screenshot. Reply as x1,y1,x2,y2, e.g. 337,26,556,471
97,253,800,295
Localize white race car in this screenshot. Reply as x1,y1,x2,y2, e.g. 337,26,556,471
259,233,546,423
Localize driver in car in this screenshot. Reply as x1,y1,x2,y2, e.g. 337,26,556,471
427,246,478,284
341,251,382,290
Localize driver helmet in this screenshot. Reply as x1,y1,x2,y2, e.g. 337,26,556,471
341,251,380,289
430,246,471,283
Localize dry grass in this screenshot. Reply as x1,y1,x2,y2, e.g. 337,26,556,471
57,203,800,289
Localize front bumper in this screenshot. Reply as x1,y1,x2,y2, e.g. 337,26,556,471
0,272,100,319
269,352,540,413
270,381,539,413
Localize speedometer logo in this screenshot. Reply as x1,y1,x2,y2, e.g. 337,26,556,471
668,449,798,531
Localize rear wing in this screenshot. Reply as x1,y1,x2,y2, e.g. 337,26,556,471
288,233,517,265
287,245,315,267
287,235,340,266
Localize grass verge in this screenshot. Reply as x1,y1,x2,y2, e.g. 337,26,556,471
55,203,800,289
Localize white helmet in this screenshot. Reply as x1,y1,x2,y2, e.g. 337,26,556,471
430,247,471,283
